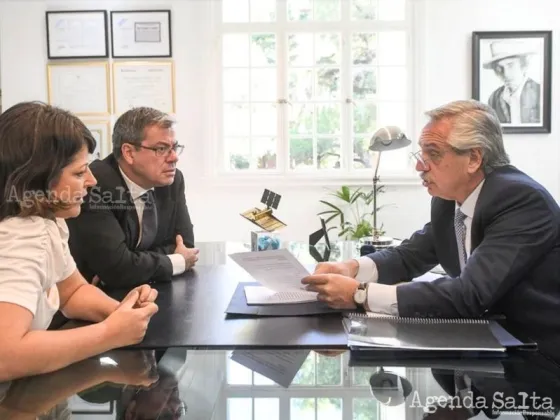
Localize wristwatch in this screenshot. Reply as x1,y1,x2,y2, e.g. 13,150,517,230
353,283,368,309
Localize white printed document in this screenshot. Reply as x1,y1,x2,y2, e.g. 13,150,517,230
229,249,317,304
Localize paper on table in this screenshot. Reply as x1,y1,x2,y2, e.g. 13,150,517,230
230,349,310,388
244,285,317,305
228,249,311,292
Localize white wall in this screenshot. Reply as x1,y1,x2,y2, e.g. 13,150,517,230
0,0,558,243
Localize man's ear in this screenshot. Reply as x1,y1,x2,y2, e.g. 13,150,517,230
121,144,135,165
467,148,483,174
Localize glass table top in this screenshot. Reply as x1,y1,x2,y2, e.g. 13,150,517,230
1,347,559,420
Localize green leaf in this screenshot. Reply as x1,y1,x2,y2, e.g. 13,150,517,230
318,200,342,214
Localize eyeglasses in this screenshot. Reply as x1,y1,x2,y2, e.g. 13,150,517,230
409,145,463,170
137,143,184,157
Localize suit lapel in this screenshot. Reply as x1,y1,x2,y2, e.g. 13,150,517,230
434,200,461,275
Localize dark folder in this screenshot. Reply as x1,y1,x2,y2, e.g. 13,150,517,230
344,314,537,355
225,282,342,317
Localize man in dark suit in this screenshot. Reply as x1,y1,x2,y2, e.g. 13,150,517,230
302,99,560,343
67,107,198,289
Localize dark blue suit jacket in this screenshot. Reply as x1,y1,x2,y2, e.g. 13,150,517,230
367,165,560,342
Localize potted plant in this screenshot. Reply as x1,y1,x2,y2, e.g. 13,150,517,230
318,185,389,241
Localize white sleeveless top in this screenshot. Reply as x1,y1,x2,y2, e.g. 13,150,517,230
0,216,76,330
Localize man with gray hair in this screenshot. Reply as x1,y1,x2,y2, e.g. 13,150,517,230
303,99,560,347
67,107,198,289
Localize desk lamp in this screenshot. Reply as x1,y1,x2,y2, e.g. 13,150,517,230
364,126,411,249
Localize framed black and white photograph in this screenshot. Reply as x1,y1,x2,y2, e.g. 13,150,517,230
110,10,172,58
46,10,108,59
472,30,552,134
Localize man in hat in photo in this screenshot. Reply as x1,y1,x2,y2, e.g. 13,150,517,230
484,39,541,124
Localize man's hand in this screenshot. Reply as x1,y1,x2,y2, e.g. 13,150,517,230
312,260,359,278
301,273,360,309
118,285,158,309
175,235,199,269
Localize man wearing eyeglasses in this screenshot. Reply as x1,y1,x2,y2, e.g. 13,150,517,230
67,107,198,289
302,99,560,349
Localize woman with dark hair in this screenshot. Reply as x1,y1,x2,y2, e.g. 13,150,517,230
0,101,159,382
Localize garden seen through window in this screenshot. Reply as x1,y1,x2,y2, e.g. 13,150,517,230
219,0,411,177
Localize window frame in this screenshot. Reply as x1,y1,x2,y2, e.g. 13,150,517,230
209,0,421,186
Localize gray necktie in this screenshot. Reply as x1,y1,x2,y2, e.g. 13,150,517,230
454,208,468,269
137,190,158,250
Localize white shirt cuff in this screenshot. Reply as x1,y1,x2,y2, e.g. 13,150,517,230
168,254,186,276
366,283,399,316
355,256,379,283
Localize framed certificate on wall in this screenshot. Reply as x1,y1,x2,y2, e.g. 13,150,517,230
46,10,108,59
47,62,111,115
110,10,172,58
112,61,175,115
82,119,111,160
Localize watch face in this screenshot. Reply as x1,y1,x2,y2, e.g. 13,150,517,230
354,289,367,305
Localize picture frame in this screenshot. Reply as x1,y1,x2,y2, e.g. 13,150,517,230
82,119,111,161
110,10,172,58
112,61,176,115
46,10,108,59
47,61,111,116
472,30,552,134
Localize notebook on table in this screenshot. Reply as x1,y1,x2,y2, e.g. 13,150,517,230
343,312,536,355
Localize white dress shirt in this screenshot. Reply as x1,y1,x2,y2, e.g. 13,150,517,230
355,180,485,315
119,167,185,275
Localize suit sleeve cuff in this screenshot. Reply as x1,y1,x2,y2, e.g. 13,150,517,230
366,283,399,315
355,256,379,283
168,254,186,276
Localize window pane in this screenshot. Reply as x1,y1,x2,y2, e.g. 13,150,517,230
316,353,342,385
378,0,406,20
228,398,253,420
289,103,314,135
318,398,342,420
250,0,276,22
253,137,277,169
224,104,250,136
255,398,279,420
289,34,314,66
314,0,341,21
316,104,340,134
317,138,341,169
317,68,340,99
351,0,375,20
353,135,373,169
251,34,276,66
227,356,253,384
223,34,249,67
223,0,249,22
287,0,312,21
378,32,406,65
289,69,313,101
315,33,341,65
290,398,315,420
251,104,277,135
352,69,376,99
290,138,313,170
377,101,407,129
227,138,251,170
224,69,249,101
353,102,377,134
254,370,277,384
351,367,375,386
292,352,316,384
251,69,277,101
352,33,377,66
352,398,379,420
377,66,406,100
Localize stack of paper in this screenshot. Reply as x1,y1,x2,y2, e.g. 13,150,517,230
229,249,318,305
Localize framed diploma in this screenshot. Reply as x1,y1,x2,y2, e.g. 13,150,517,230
110,10,172,58
47,62,111,116
112,61,176,115
46,10,108,59
82,119,111,161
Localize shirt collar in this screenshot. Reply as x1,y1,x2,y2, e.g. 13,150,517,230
118,165,153,201
456,179,485,219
